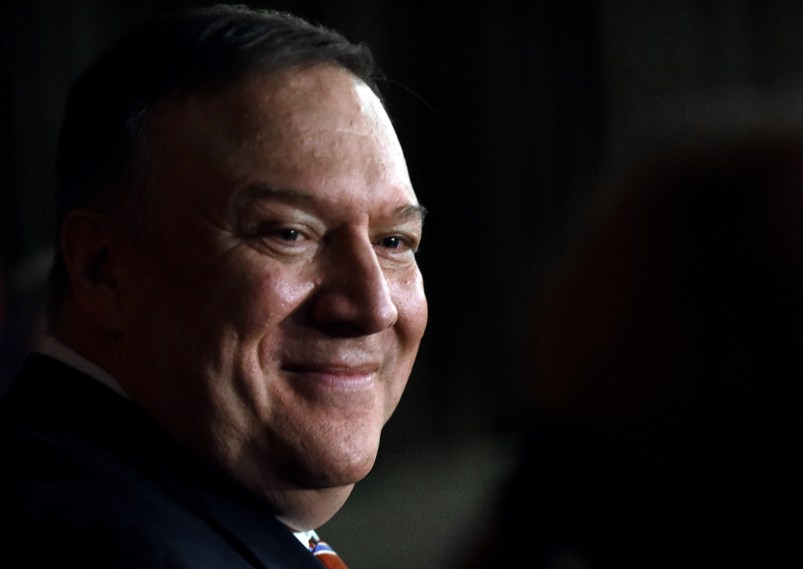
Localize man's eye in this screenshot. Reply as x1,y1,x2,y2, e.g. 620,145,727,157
276,228,301,241
376,235,418,254
380,236,403,249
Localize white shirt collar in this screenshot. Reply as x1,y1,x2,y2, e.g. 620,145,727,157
294,529,319,550
36,336,128,399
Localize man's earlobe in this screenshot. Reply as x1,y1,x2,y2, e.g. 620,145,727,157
60,209,124,331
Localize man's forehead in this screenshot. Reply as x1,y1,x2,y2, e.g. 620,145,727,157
141,64,413,213
241,66,384,134
149,65,379,143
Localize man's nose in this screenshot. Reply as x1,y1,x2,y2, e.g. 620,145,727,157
310,235,399,336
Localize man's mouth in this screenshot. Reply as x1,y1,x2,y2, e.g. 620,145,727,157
283,362,379,392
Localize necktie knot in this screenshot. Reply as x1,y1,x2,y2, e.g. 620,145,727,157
309,536,350,569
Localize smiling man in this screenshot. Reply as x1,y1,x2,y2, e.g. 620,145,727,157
0,5,427,568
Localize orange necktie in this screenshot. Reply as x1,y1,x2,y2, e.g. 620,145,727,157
309,536,350,569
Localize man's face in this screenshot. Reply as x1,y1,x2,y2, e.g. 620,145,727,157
112,65,427,525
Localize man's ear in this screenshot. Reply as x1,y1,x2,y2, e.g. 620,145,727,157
60,208,125,332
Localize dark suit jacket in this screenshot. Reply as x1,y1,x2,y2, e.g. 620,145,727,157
0,354,326,568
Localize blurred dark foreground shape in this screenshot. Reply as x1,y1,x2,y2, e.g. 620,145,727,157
462,128,803,569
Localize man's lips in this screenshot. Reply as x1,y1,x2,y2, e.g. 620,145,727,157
282,363,379,391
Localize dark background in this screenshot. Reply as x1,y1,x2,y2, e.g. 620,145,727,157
4,2,803,567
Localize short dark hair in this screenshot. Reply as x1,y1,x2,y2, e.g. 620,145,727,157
47,4,381,329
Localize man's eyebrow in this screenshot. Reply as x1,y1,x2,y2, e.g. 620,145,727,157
395,204,428,227
237,184,427,225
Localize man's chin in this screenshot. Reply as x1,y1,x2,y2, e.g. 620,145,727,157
306,449,378,488
273,483,357,532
